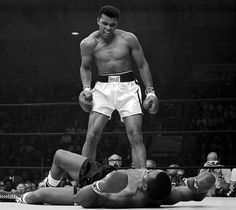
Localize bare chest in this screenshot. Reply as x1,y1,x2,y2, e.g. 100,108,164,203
94,38,129,61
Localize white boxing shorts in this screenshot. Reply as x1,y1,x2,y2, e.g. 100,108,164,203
92,77,142,121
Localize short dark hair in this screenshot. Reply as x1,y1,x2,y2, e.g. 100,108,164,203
146,171,172,200
98,5,120,19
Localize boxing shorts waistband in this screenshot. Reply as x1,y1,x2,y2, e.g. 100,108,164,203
97,71,135,83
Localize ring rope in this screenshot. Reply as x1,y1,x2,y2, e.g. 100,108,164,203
0,166,235,170
0,102,80,107
0,130,236,136
0,97,236,107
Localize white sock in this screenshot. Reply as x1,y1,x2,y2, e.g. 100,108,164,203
47,171,62,187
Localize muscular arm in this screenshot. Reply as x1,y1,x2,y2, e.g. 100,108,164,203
99,190,145,208
162,172,216,205
160,186,206,206
80,38,94,88
128,33,153,88
75,171,145,208
76,184,143,208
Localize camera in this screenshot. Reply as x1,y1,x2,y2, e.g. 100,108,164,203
207,160,219,165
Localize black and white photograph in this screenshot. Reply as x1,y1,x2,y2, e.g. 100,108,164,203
0,0,235,209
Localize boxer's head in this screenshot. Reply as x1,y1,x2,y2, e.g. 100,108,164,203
97,5,120,40
143,170,172,200
98,5,120,20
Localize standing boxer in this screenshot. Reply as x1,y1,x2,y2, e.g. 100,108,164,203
79,5,158,168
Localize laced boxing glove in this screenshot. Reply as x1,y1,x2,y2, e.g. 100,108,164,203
79,87,93,113
74,172,128,207
185,172,216,193
143,87,159,114
92,171,128,194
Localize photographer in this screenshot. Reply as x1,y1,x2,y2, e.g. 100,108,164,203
166,164,185,187
200,152,231,197
228,168,236,197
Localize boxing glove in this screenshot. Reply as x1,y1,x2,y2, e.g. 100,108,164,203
186,172,216,193
92,171,128,194
143,87,159,114
79,88,93,113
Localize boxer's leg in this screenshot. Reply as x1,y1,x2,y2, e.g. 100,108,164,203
19,187,74,205
39,149,87,187
50,149,87,181
82,82,113,160
118,82,145,168
82,112,109,160
123,114,146,168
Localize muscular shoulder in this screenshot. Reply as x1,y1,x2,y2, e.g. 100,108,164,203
117,29,140,48
80,31,99,52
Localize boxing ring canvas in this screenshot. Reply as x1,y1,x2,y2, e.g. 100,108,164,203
0,198,236,210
